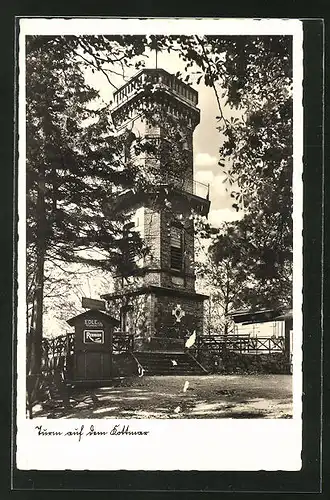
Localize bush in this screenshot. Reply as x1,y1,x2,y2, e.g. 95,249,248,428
199,350,290,374
112,353,139,376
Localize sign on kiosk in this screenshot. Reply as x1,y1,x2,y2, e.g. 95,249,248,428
83,330,104,344
84,318,103,328
81,297,106,311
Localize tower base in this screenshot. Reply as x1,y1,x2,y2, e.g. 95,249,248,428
103,285,208,352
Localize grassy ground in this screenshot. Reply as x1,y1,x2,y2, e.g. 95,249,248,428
33,374,292,419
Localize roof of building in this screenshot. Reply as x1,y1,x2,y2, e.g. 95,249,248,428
228,308,292,325
66,309,120,327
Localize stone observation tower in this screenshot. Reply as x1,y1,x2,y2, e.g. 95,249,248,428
102,68,210,350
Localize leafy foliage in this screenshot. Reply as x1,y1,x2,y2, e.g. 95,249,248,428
26,35,151,371
172,35,293,310
26,34,293,373
209,220,292,309
26,36,146,271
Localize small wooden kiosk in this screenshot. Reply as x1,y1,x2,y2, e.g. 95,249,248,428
67,309,119,382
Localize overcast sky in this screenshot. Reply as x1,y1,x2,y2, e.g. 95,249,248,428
83,46,242,228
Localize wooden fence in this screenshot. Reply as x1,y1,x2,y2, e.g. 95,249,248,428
112,332,134,353
41,333,74,372
41,331,134,372
196,335,285,356
40,332,285,371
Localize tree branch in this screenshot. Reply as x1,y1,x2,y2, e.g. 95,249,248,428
195,35,229,128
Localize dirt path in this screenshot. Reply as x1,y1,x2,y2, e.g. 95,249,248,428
33,374,292,419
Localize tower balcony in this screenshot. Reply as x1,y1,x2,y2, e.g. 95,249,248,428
110,177,210,217
158,175,209,200
114,68,199,109
112,69,200,131
160,178,210,217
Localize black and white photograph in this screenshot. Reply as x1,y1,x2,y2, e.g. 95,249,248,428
16,18,303,471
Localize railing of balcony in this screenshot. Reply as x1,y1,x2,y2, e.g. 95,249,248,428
191,180,209,199
114,69,198,108
160,177,209,200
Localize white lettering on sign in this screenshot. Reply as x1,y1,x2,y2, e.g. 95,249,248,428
84,319,103,327
83,330,104,344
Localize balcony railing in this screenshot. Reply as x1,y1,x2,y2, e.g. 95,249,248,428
190,180,210,199
114,69,198,108
161,177,209,200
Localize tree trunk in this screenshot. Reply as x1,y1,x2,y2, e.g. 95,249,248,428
26,291,36,373
223,278,230,346
30,177,47,375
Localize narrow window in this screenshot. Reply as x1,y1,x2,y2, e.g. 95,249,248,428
123,221,136,266
170,226,183,271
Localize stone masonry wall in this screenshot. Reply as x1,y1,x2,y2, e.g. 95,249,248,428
152,293,204,338
144,206,161,270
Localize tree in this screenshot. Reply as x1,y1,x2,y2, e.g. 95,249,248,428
196,256,246,335
195,218,251,333
26,35,150,373
173,35,293,309
26,34,199,371
209,220,292,310
26,34,293,375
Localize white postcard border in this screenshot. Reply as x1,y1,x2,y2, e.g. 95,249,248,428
16,17,303,471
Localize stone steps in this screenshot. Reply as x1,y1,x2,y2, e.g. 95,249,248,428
133,351,208,376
